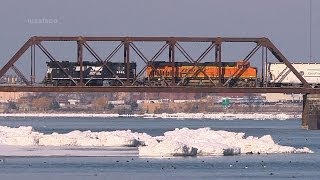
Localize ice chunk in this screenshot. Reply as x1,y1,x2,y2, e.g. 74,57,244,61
0,126,313,157
0,126,41,146
138,127,313,156
139,140,197,157
39,130,141,147
223,148,241,156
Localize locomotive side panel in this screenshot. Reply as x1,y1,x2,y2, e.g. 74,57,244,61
145,61,258,86
45,61,137,86
223,67,257,79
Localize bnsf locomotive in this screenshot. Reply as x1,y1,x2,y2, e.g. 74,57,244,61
145,61,257,87
45,61,136,86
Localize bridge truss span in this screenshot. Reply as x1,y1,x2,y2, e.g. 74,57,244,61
0,36,317,93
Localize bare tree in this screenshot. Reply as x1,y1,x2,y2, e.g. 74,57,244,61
31,97,52,111
91,97,107,111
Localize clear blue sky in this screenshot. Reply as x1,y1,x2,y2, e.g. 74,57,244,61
0,0,319,77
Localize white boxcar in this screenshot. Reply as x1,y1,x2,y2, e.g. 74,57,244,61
268,63,320,86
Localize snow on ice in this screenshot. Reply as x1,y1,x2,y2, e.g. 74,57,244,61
0,126,312,157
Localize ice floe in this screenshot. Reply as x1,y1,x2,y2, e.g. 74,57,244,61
0,126,312,157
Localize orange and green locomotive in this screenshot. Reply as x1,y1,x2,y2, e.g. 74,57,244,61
145,61,257,86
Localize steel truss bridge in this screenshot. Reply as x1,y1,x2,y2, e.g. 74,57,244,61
0,36,318,93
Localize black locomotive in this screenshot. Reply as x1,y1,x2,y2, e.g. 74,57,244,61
45,61,136,86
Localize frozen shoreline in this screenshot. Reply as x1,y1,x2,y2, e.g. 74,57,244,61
0,112,301,120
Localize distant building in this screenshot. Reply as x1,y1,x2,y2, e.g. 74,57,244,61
68,99,80,105
107,100,125,105
261,93,303,103
137,99,172,104
0,103,8,113
173,99,200,103
0,92,28,102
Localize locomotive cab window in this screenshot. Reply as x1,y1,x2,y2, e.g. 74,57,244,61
237,64,248,69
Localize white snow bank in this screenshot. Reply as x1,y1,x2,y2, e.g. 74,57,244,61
0,126,155,147
0,126,312,157
139,128,312,157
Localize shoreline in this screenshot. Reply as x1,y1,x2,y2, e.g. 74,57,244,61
0,112,301,120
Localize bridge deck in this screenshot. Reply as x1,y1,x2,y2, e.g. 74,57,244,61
0,86,319,94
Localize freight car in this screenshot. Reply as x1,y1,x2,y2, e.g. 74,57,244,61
268,63,320,87
45,61,136,86
145,61,257,87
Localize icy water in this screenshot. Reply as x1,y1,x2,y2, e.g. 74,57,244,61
0,117,319,180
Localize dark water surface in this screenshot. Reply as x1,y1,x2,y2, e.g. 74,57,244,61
0,117,319,180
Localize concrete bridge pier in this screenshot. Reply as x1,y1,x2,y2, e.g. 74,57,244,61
302,94,320,130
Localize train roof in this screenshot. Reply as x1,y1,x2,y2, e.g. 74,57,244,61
268,62,320,64
46,61,136,67
149,61,237,66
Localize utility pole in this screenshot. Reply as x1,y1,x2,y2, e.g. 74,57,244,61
309,0,312,61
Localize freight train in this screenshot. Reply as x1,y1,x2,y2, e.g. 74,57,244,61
45,60,320,87
45,60,257,87
45,61,136,86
